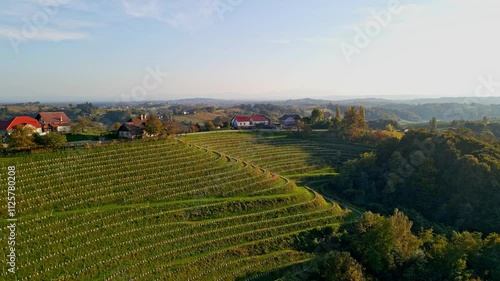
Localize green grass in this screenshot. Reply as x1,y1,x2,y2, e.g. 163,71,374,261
65,133,100,142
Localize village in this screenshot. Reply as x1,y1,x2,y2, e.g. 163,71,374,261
0,106,320,150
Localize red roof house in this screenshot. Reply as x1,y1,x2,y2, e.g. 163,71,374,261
0,116,42,136
250,115,270,125
36,112,71,133
231,116,251,128
118,115,148,139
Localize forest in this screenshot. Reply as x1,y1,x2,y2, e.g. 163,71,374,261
300,128,500,280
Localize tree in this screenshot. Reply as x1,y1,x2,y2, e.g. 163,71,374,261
359,106,366,121
296,120,304,132
336,105,342,120
71,117,92,134
164,121,181,135
6,125,36,150
385,124,395,132
144,115,163,136
329,118,342,135
322,251,367,281
350,211,421,275
103,110,130,125
204,121,216,131
311,108,324,124
341,107,367,135
429,117,437,132
111,122,122,131
76,102,97,114
35,133,67,149
205,106,216,113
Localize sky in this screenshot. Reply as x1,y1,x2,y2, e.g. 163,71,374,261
0,0,499,103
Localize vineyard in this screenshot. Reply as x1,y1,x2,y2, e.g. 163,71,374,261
0,136,357,280
182,132,373,177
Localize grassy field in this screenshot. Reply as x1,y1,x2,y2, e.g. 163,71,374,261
173,111,229,125
0,136,354,280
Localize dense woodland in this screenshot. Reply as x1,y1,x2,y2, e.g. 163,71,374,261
279,211,500,281
328,129,500,233
293,128,500,281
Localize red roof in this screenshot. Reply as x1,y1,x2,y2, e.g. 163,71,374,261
128,118,145,126
0,116,41,131
233,116,250,122
250,115,268,122
37,112,71,125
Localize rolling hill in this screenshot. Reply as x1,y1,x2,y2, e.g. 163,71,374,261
0,136,352,280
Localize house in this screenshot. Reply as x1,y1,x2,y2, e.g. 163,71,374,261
231,116,251,128
36,112,71,133
118,115,147,139
279,114,301,128
118,123,145,139
182,110,197,115
0,116,43,137
250,115,271,126
323,112,333,120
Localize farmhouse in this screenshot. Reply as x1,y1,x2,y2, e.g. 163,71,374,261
118,115,147,139
279,114,301,128
231,115,272,129
323,111,333,120
231,116,251,128
250,115,271,126
0,116,43,137
36,112,71,133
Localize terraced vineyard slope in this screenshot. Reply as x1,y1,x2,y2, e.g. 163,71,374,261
182,132,373,178
1,139,347,280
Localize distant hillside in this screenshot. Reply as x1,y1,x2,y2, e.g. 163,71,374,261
407,96,500,105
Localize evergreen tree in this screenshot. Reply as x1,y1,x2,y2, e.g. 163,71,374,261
336,105,342,120
429,117,437,132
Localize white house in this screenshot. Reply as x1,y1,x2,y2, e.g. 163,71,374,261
279,114,301,128
117,116,146,139
36,112,71,133
231,116,251,128
249,115,270,126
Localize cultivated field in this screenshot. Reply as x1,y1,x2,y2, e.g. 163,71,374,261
0,137,351,280
182,132,373,177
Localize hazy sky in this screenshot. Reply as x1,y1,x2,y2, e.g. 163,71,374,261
0,0,499,103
